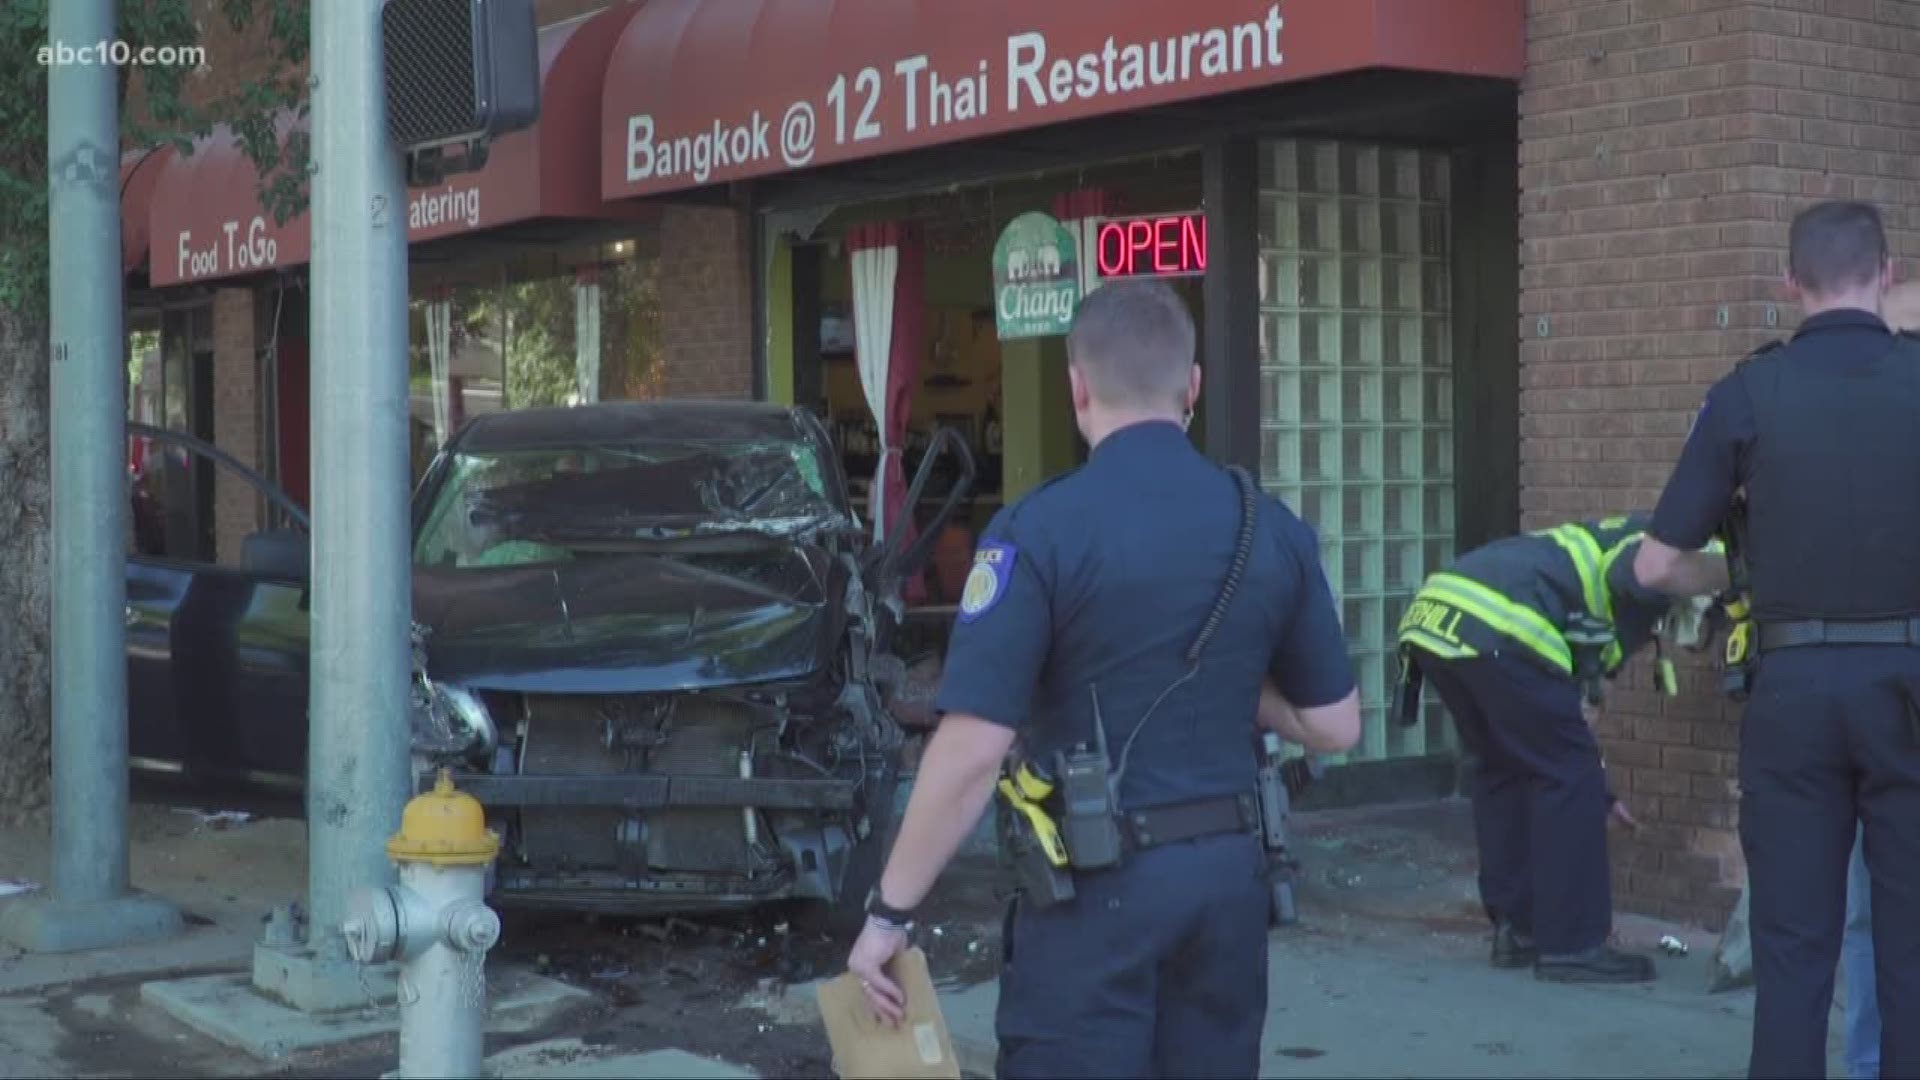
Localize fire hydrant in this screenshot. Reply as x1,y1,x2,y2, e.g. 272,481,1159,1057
342,769,502,1079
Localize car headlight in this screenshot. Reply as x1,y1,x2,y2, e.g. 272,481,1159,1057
409,675,497,757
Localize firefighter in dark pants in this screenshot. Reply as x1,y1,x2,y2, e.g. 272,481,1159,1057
842,280,1361,1078
1396,514,1727,982
1637,200,1920,1080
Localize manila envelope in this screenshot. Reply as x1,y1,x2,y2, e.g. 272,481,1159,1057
816,947,962,1079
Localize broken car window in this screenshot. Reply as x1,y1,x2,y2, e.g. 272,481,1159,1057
412,438,840,570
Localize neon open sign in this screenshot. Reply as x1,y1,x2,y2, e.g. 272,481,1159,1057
1096,212,1207,280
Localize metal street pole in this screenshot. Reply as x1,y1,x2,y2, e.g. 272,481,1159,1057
0,0,182,953
305,0,413,965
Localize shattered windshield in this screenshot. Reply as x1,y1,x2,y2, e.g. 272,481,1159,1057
412,436,842,570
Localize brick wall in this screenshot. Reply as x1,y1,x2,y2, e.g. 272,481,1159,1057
658,204,756,399
211,288,263,565
1520,0,1920,928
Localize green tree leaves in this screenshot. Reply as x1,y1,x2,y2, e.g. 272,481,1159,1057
0,0,313,315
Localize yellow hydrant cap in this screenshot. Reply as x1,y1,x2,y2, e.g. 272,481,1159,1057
387,769,500,866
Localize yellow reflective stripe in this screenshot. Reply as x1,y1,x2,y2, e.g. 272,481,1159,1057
1397,595,1476,655
1542,524,1607,623
1424,573,1573,672
1399,628,1476,660
1599,534,1641,613
1597,533,1643,669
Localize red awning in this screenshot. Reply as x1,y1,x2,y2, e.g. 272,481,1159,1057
147,1,648,288
601,0,1524,200
120,146,174,274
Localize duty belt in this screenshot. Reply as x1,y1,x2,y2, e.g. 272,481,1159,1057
1758,617,1920,651
1120,793,1258,853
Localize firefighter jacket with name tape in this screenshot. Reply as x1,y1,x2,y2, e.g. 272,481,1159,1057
1396,515,1679,678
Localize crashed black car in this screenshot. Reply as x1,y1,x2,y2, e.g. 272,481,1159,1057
126,402,972,924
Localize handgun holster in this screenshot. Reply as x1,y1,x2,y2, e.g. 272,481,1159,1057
997,793,1075,909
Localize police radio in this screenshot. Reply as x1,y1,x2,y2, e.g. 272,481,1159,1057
1056,704,1125,872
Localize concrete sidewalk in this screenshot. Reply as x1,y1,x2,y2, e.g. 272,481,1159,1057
914,923,1785,1079
750,917,1814,1079
0,798,1853,1078
749,800,1848,1079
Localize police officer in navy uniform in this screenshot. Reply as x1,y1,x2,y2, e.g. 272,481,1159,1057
1636,201,1920,1079
1397,513,1726,982
843,279,1362,1078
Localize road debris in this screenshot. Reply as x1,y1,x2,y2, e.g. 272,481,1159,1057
0,878,41,898
172,809,252,829
1711,883,1753,992
1660,935,1689,957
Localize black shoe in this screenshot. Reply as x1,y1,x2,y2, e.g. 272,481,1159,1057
1534,946,1656,984
1491,924,1537,969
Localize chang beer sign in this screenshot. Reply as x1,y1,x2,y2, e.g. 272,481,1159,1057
992,211,1080,340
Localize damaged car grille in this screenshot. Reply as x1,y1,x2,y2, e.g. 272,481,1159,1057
516,694,633,872
625,696,759,875
517,693,767,876
502,691,865,891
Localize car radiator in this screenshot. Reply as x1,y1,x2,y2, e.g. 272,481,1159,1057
517,693,762,876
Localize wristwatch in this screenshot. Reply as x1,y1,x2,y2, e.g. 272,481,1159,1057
865,889,916,932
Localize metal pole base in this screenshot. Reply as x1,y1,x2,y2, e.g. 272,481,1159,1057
0,890,181,955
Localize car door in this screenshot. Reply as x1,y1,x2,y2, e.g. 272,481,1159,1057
126,424,312,787
861,425,977,654
125,541,190,772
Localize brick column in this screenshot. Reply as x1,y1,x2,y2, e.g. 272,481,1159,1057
212,287,264,565
659,204,755,399
1521,1,1920,927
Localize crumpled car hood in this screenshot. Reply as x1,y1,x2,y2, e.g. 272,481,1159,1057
412,552,831,694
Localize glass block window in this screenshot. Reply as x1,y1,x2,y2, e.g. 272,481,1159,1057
1257,140,1458,764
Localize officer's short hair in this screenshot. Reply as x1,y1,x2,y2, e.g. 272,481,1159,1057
1066,280,1196,410
1789,201,1888,296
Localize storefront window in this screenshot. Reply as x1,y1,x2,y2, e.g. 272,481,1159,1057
498,274,581,410
407,236,665,485
127,318,162,426
1258,139,1458,764
129,304,216,562
598,252,666,400
127,315,163,557
408,283,506,481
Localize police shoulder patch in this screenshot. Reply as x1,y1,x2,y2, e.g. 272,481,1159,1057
958,541,1017,624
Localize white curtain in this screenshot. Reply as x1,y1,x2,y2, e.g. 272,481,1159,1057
427,298,452,447
850,240,900,540
574,275,601,405
1070,217,1101,299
